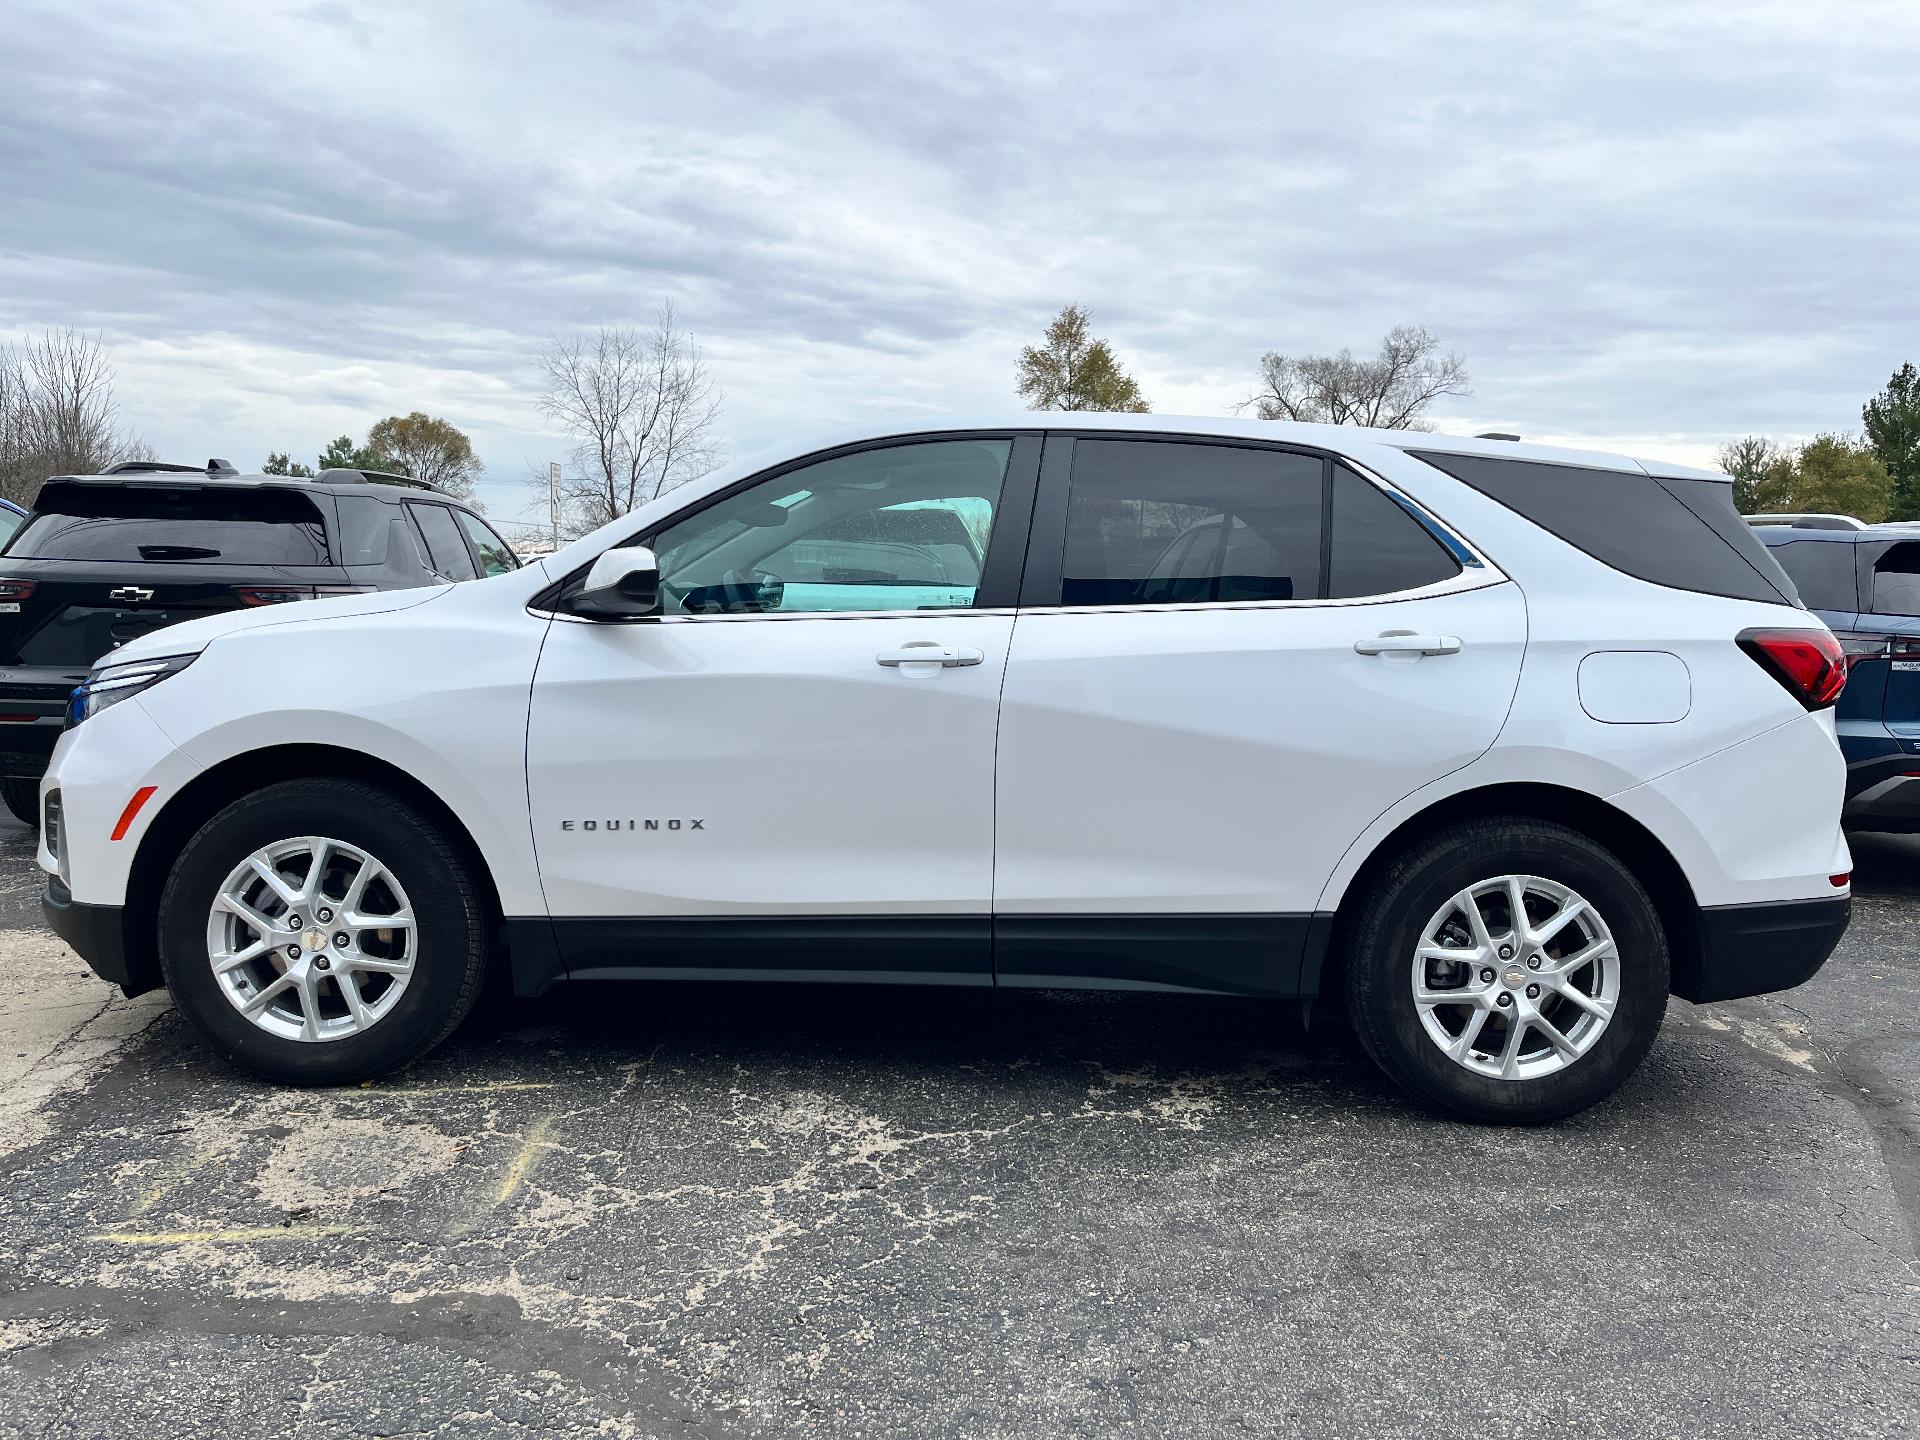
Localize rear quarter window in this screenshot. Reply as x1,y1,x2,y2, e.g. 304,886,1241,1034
1869,541,1920,616
1327,464,1462,598
1409,452,1795,606
8,484,333,565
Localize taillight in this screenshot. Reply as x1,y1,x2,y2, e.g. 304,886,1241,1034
1829,632,1920,669
233,585,373,606
0,578,37,602
1738,627,1847,709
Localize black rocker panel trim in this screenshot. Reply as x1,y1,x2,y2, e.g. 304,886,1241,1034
516,915,992,995
507,913,1324,998
994,914,1314,996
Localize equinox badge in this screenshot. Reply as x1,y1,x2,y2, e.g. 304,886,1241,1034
561,818,705,832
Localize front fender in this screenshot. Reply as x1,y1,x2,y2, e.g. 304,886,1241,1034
134,607,549,917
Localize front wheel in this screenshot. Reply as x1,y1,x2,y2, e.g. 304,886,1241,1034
2,776,39,827
159,778,491,1084
1343,817,1669,1124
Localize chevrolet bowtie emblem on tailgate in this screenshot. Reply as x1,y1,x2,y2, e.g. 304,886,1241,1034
108,586,155,602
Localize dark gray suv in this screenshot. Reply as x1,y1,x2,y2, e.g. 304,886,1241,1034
0,459,518,823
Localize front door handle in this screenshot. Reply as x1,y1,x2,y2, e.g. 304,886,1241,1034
877,642,984,668
1354,632,1462,657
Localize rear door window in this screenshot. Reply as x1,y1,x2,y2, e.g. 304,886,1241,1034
1409,452,1795,606
407,503,480,581
1057,440,1323,605
7,483,332,565
1768,539,1858,613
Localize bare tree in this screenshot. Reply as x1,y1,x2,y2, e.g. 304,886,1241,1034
1245,325,1470,431
535,305,723,535
0,329,149,505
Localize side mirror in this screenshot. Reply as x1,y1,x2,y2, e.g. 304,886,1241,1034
570,545,661,619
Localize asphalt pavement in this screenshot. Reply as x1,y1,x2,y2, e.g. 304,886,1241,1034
1,812,1915,1438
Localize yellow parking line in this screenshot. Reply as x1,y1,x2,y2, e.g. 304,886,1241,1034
494,1117,559,1205
130,1139,218,1216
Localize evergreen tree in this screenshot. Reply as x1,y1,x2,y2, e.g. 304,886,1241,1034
1864,362,1920,521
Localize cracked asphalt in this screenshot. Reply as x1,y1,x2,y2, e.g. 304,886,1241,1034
1,811,1915,1438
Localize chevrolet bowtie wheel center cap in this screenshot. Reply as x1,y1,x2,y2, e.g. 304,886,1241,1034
302,929,328,952
1502,966,1528,990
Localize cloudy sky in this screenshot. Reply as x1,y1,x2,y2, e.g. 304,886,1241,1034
4,1,1916,527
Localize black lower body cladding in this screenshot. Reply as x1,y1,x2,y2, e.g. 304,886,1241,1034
1674,896,1851,1003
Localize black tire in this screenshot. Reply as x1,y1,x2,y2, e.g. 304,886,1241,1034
1343,816,1669,1125
158,778,491,1085
1,776,39,827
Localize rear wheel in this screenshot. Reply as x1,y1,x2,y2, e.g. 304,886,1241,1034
159,778,490,1084
1344,817,1669,1124
1,777,38,827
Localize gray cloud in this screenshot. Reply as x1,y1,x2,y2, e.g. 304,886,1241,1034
2,0,1915,524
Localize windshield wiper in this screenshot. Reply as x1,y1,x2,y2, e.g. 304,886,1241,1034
136,544,221,560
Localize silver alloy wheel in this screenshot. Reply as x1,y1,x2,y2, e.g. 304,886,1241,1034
205,835,417,1043
1411,874,1619,1080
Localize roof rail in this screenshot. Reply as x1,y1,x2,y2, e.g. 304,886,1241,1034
1474,432,1522,441
100,459,211,476
1744,513,1870,531
314,467,435,492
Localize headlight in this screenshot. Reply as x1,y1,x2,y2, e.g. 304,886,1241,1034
67,653,198,727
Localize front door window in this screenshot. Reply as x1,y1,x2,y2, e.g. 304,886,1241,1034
649,439,1011,615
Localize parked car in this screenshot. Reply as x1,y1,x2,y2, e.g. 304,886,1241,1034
1752,513,1920,829
0,496,26,551
40,418,1850,1123
0,459,518,824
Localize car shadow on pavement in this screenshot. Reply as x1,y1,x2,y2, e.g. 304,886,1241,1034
471,977,1381,1101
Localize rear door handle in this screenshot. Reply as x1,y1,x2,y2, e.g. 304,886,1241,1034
1354,632,1462,657
877,642,984,668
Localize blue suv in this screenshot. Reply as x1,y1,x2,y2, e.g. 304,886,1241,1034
1754,513,1920,830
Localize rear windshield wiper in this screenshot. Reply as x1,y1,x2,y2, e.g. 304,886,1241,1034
136,544,221,560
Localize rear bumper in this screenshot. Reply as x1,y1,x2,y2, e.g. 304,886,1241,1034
42,874,151,995
1843,771,1920,830
1835,728,1920,828
1674,896,1851,1004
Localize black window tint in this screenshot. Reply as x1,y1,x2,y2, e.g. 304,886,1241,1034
1327,464,1461,598
1060,441,1322,606
334,497,395,567
408,503,479,580
1768,539,1857,612
1410,453,1794,606
1652,473,1799,603
6,483,332,565
1871,541,1920,616
0,508,22,552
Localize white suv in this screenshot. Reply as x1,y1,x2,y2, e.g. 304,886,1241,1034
39,417,1853,1122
